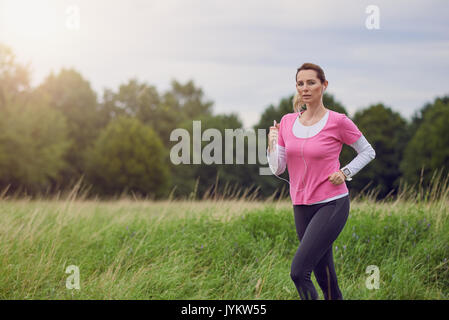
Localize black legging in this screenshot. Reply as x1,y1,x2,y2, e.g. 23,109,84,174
290,195,350,300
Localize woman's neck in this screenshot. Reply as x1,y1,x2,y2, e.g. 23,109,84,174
303,102,326,119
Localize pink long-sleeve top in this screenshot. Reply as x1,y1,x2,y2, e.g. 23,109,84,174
267,109,375,205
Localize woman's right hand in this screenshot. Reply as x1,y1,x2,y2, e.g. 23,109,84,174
268,120,280,153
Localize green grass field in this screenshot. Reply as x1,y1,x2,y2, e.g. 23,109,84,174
0,176,448,299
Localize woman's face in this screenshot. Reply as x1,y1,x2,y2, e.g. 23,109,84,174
296,69,327,105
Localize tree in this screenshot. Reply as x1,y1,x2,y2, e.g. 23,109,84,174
167,79,214,120
168,112,247,199
0,91,70,194
0,44,70,195
408,96,449,142
101,78,214,144
0,43,31,108
85,116,170,198
37,68,100,182
400,96,449,188
352,104,409,199
100,78,217,199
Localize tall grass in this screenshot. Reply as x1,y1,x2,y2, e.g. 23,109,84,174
0,170,448,299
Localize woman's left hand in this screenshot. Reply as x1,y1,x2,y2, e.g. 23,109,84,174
328,170,346,185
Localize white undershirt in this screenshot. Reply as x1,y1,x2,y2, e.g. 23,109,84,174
267,110,376,205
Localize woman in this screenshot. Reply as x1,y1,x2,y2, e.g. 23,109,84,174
267,63,376,300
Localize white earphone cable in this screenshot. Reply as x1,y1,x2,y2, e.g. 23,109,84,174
272,102,323,192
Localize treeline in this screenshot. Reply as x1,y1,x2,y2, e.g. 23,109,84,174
0,43,448,201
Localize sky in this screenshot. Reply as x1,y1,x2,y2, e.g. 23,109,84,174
1,0,448,129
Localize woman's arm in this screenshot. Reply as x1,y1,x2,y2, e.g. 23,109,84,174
267,144,287,176
340,135,376,180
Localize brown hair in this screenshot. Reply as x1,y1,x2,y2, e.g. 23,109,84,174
293,63,327,113
292,92,304,113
